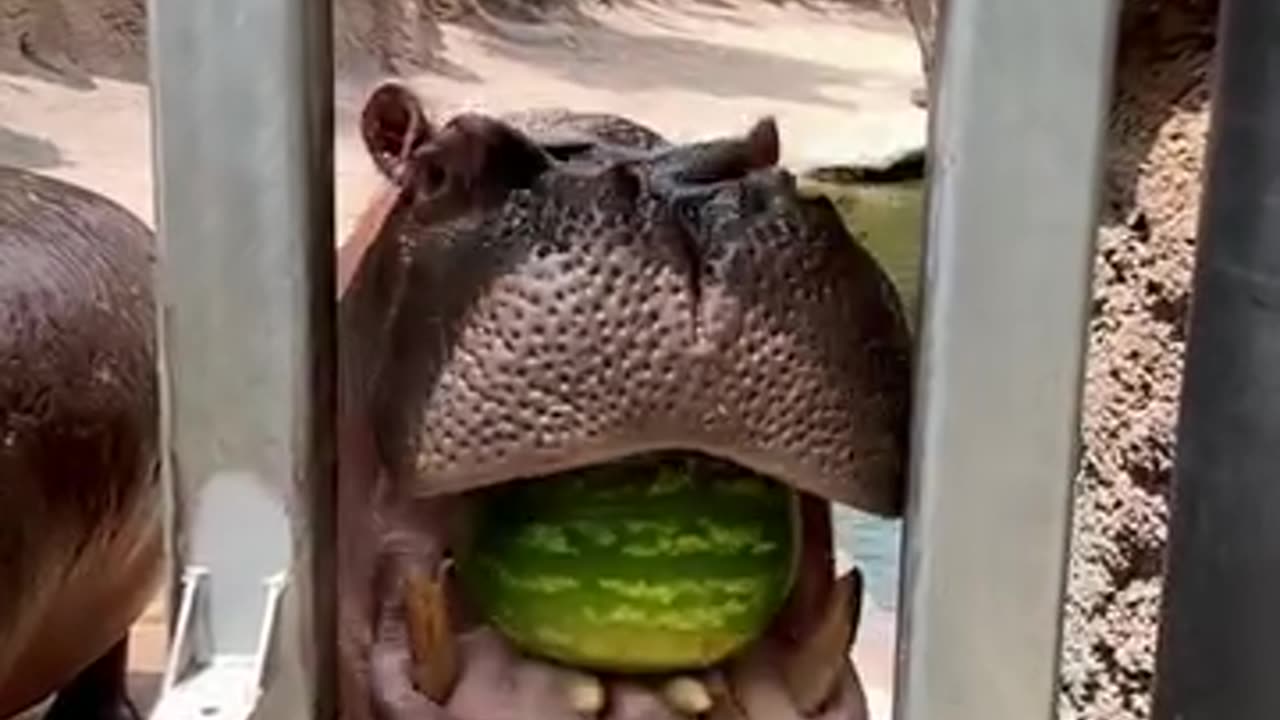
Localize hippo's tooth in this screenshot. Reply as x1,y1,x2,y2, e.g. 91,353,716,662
778,568,863,715
563,669,607,715
662,675,715,715
403,560,460,702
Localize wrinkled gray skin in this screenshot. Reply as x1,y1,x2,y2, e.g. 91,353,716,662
0,167,161,720
338,82,912,720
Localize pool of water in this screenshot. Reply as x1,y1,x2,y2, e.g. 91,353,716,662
836,506,903,611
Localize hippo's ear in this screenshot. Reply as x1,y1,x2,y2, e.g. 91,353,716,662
677,116,780,184
400,113,552,220
361,81,435,184
744,116,781,169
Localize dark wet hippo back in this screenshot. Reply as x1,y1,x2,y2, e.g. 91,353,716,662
0,167,160,717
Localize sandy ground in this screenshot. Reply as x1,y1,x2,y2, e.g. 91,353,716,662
1,1,924,242
2,2,923,718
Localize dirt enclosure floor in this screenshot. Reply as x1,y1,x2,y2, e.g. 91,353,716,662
0,0,925,238
2,1,925,718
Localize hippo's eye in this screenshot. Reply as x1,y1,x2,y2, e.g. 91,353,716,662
420,161,447,191
544,141,595,161
677,199,700,228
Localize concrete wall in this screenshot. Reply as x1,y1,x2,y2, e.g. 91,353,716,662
904,1,1220,718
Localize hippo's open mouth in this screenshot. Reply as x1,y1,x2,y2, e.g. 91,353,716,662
337,82,912,720
371,451,868,720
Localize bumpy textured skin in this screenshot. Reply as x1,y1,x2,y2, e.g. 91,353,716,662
348,112,912,517
337,98,911,720
0,166,161,718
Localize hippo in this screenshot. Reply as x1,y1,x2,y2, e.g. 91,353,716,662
0,167,160,720
336,82,913,720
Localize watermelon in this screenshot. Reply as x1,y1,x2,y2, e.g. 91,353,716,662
454,452,801,674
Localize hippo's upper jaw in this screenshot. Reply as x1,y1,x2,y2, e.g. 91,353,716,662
343,83,913,519
336,81,912,720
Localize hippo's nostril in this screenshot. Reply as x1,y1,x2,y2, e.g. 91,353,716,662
421,161,447,191
672,197,705,242
677,199,699,225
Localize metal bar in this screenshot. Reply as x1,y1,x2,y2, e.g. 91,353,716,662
1150,0,1280,716
146,0,335,717
892,0,1120,718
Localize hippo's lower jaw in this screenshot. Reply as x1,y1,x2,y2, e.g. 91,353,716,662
361,470,869,720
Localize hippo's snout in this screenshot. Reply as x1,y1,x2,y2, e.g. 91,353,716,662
342,84,913,517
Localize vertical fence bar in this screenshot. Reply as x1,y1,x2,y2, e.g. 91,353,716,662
1151,0,1280,717
146,0,334,717
893,0,1120,718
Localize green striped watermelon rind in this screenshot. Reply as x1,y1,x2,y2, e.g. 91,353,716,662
453,453,803,674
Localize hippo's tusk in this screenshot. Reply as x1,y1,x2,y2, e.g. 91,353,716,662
778,568,863,715
403,560,460,703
